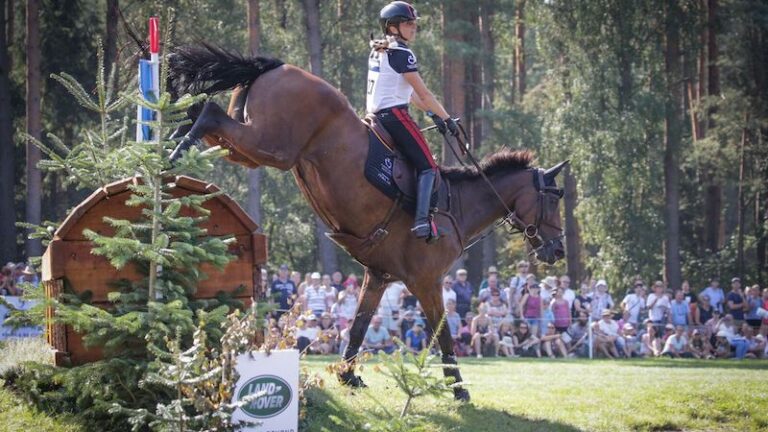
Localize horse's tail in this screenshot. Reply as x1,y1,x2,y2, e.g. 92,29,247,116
167,43,284,96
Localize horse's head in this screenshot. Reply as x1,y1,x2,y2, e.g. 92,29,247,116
508,161,568,265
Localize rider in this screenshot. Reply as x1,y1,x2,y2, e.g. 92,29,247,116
367,1,460,241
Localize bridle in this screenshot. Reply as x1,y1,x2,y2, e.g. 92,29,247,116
441,122,565,260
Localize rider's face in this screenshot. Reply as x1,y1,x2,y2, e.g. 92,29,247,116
392,20,417,42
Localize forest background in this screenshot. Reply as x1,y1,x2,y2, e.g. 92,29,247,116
1,0,766,292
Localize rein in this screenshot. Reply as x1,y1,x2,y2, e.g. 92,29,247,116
435,121,563,257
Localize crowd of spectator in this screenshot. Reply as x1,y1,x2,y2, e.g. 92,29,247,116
0,262,40,296
267,261,768,361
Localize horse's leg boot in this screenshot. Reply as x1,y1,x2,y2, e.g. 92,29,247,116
338,369,367,388
411,169,437,240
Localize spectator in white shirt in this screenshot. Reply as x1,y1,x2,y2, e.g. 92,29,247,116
662,325,693,358
508,260,530,298
590,280,614,321
441,275,457,310
621,282,646,325
700,277,725,313
560,275,576,309
303,272,329,317
594,309,623,358
646,281,671,328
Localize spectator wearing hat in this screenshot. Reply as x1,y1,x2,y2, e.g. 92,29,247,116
479,265,499,291
593,309,623,358
621,323,640,357
669,290,692,327
725,277,746,323
621,282,646,326
398,309,417,340
303,272,330,318
363,315,395,354
508,260,531,298
589,280,614,321
539,276,558,304
519,281,544,336
405,321,428,353
572,283,592,318
441,275,457,310
452,269,473,321
560,275,576,310
647,281,671,329
701,277,725,313
270,264,297,318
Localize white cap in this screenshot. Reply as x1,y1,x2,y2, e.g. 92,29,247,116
311,272,321,279
596,279,608,288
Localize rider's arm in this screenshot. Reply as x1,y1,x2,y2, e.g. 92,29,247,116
410,92,428,111
403,72,450,120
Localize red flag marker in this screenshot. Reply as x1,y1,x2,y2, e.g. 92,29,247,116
149,17,159,55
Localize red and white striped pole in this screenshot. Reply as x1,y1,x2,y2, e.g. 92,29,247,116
148,16,160,96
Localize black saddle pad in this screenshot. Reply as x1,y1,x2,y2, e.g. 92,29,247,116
364,130,446,214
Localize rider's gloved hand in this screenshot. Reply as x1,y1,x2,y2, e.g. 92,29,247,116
445,117,461,138
430,113,447,135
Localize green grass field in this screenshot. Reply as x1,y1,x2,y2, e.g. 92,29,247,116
301,356,768,432
1,345,767,431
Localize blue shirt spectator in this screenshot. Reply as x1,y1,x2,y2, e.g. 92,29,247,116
452,269,474,319
271,264,297,312
670,295,690,326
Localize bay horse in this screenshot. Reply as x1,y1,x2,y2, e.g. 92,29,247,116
167,45,567,402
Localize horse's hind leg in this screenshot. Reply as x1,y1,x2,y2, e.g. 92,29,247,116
338,268,388,388
419,285,471,402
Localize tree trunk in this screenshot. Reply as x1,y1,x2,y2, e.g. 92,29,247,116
479,0,497,270
104,0,119,90
663,0,683,290
704,0,723,252
563,165,583,285
302,0,337,273
26,0,42,259
246,0,263,229
736,118,747,275
515,0,526,102
336,0,353,100
0,0,16,262
441,1,465,166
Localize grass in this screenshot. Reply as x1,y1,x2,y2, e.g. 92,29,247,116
301,356,768,432
1,338,767,431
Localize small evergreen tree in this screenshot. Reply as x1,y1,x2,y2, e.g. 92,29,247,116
11,27,253,430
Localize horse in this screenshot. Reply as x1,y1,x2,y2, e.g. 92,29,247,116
166,44,567,402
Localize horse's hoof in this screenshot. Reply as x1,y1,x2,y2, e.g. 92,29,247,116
453,387,470,402
338,370,367,388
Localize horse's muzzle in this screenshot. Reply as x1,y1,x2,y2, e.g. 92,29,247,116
535,237,565,265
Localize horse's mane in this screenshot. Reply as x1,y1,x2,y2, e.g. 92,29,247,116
440,149,534,181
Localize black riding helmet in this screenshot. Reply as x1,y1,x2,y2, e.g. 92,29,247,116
380,1,419,35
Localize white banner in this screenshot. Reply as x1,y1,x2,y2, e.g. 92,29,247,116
0,296,43,340
232,349,299,432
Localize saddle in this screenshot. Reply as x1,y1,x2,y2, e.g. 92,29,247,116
362,114,449,214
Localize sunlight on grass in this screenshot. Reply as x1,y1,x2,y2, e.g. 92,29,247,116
0,337,54,375
301,356,768,432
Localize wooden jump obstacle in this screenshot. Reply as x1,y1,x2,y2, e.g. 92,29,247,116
41,175,268,365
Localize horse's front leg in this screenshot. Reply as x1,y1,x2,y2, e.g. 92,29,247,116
169,101,294,170
339,268,388,388
418,283,471,402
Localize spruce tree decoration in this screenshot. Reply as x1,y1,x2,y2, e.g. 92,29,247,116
9,29,254,431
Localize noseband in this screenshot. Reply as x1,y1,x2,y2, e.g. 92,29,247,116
503,169,565,259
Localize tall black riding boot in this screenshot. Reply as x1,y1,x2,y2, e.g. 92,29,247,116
411,169,437,240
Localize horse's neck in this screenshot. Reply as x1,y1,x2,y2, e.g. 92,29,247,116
451,169,530,243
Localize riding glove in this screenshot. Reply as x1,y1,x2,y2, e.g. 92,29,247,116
445,117,461,138
430,113,447,135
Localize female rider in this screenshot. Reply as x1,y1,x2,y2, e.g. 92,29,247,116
367,1,459,241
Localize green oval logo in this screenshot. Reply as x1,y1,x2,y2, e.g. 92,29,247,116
237,375,292,418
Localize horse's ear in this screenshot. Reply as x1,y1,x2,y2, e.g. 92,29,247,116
544,160,570,179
